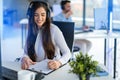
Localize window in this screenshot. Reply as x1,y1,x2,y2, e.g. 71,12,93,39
113,0,120,30
86,0,108,27
71,0,83,28
71,0,108,28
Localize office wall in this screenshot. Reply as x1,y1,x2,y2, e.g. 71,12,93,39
3,0,29,21
47,0,61,6
3,0,61,21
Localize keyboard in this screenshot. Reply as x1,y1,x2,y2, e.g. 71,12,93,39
74,29,93,34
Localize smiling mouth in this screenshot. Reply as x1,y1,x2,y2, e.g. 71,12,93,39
37,21,42,23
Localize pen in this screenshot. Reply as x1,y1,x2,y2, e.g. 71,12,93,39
53,55,57,60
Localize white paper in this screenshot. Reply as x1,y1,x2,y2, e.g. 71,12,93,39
29,59,53,74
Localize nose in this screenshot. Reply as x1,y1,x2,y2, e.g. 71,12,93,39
37,15,42,20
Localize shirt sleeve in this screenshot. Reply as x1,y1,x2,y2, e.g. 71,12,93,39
53,12,72,22
54,26,71,65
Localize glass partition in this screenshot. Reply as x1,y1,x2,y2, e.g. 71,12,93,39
0,0,3,79
113,0,120,30
71,0,83,29
2,0,29,61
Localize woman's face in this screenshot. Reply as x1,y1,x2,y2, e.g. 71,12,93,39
34,7,47,28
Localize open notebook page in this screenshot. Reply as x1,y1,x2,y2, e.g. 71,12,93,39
28,59,53,75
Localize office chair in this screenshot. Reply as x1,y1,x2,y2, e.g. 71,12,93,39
52,21,74,53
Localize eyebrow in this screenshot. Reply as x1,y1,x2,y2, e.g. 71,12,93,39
34,12,46,15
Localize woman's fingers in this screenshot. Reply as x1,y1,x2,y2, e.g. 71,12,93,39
48,60,61,70
29,60,36,65
21,62,29,69
48,61,55,70
21,57,36,69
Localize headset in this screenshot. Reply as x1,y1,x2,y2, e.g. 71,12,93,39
27,1,51,18
61,0,71,10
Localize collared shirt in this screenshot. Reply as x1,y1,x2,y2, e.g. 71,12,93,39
23,24,71,65
53,12,72,22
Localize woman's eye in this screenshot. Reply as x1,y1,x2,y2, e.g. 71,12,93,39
34,14,39,17
41,14,45,17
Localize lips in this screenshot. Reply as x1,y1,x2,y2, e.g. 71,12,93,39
37,20,42,24
37,22,41,24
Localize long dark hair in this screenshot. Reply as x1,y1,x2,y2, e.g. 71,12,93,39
27,1,55,61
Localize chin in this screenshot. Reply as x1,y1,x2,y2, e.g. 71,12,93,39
37,23,42,27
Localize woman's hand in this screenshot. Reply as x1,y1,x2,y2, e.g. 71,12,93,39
48,60,62,70
21,57,36,69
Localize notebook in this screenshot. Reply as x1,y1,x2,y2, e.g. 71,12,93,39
28,59,54,75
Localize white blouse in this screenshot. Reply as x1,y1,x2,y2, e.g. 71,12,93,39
23,23,71,65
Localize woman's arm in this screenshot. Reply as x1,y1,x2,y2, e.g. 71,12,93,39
21,42,36,69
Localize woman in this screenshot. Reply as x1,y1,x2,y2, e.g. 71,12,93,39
21,1,71,70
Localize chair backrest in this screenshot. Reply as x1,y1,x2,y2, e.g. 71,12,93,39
52,21,74,52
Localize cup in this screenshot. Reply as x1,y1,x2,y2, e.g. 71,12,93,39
18,70,36,80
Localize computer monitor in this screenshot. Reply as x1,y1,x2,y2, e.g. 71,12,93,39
94,8,108,30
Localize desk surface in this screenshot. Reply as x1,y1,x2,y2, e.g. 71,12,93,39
43,63,114,80
2,61,114,80
75,30,120,39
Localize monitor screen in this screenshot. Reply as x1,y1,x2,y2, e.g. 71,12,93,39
94,8,108,30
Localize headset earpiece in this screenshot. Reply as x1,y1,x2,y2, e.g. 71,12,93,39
27,2,34,17
61,4,65,10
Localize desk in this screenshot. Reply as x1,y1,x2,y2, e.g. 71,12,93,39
2,61,114,80
74,30,120,78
